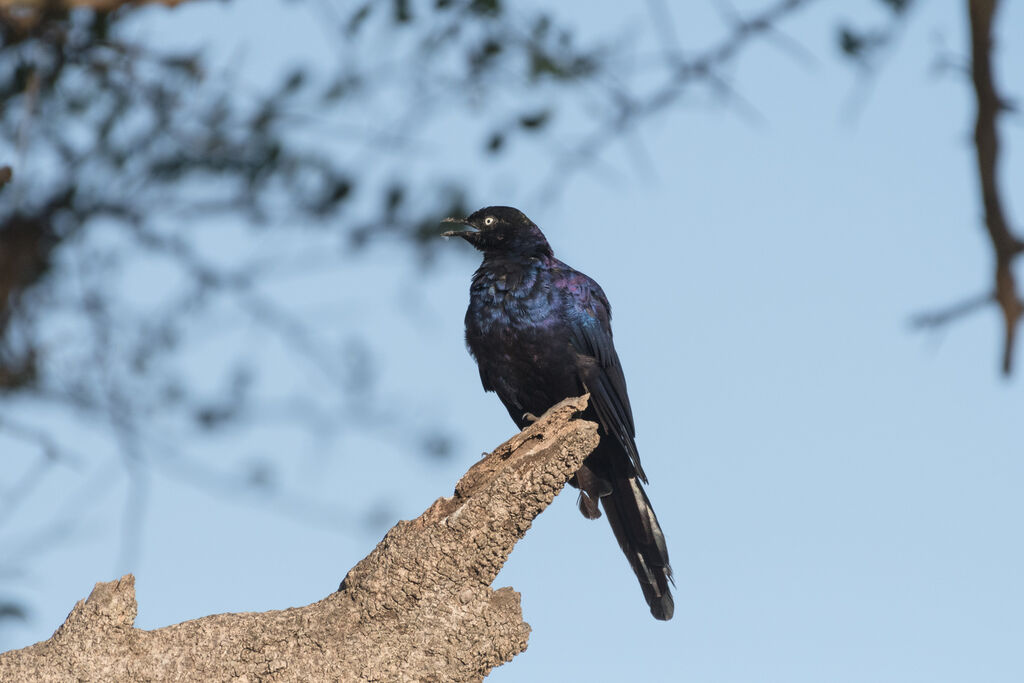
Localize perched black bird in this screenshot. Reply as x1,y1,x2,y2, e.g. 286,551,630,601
443,206,673,620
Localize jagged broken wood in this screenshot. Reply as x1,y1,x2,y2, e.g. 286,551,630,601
0,395,599,682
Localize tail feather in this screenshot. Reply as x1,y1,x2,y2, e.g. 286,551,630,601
598,475,674,621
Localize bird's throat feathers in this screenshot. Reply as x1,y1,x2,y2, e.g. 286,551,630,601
481,234,552,260
470,255,559,327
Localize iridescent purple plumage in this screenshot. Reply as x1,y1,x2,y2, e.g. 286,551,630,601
444,206,674,620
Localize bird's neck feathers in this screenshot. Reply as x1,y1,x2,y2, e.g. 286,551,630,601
481,238,553,263
480,250,554,277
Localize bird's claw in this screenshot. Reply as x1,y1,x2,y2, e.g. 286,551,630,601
522,412,539,424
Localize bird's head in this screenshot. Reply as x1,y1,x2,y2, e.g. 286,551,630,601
442,206,552,258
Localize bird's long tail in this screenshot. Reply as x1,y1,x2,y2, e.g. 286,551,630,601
598,475,674,620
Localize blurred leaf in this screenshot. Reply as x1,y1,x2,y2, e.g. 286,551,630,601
385,183,405,219
346,3,373,36
0,602,28,623
838,26,864,58
468,38,503,74
532,14,550,36
879,0,912,14
393,0,412,24
486,131,504,153
280,68,306,95
362,501,396,532
161,55,202,79
518,109,551,130
469,0,501,17
0,351,37,393
322,74,361,102
314,175,354,215
243,459,275,490
528,48,596,81
194,404,236,430
421,432,454,461
837,25,887,63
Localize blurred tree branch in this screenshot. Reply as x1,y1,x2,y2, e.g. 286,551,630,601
910,0,1021,374
966,0,1021,374
840,0,1020,374
0,0,188,9
0,0,191,32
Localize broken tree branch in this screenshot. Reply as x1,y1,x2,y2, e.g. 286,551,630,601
0,395,599,682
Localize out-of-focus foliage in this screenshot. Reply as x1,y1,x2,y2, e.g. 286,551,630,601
5,0,1011,644
0,0,604,404
836,0,915,67
0,0,611,637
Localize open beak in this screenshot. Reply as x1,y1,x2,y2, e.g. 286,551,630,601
440,216,477,238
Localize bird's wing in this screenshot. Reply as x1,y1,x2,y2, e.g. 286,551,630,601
476,362,496,394
559,268,646,482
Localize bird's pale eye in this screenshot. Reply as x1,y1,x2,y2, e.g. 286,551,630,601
483,216,495,226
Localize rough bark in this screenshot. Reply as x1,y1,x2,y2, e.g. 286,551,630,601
0,395,599,682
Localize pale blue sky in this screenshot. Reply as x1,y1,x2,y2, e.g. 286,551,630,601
3,1,1023,681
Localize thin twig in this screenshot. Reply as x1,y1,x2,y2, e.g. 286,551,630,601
0,415,83,466
910,291,994,329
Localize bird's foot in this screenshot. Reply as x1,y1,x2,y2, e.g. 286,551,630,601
521,412,540,424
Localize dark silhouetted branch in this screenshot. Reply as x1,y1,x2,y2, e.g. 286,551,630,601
910,1,1021,374
968,0,1022,374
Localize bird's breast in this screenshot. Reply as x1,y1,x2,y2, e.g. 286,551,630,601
468,264,558,333
463,260,583,412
